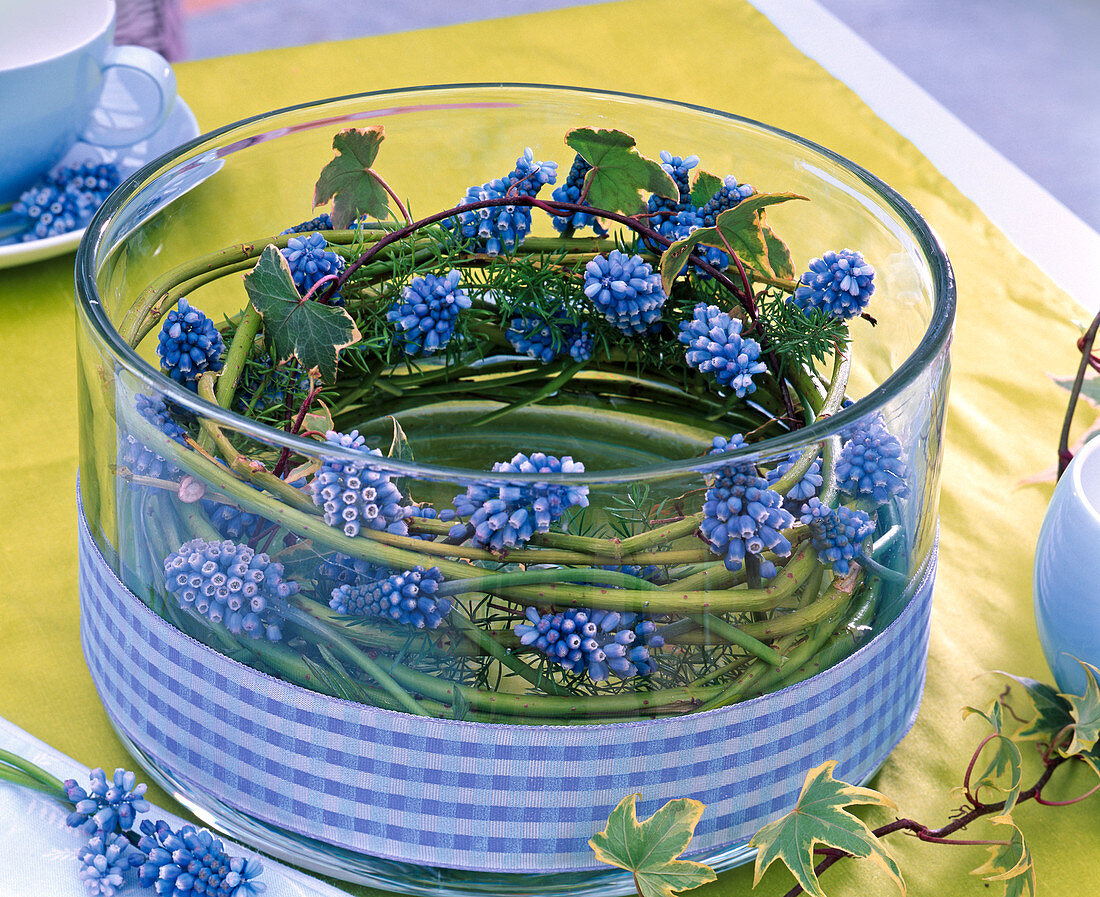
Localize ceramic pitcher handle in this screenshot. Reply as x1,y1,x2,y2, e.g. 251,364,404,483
79,44,178,148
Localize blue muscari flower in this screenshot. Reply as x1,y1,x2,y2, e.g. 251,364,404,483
406,503,443,541
792,248,875,320
121,394,189,480
386,269,471,356
835,416,910,503
330,565,451,629
279,231,345,297
645,150,697,237
767,449,824,503
698,175,755,226
280,212,333,234
77,831,143,897
63,768,150,836
800,498,875,575
679,303,766,396
11,162,120,240
506,309,593,363
317,552,381,585
310,429,411,537
583,250,668,335
514,607,664,682
163,538,297,641
156,298,225,388
700,436,794,571
446,149,556,255
666,208,731,277
138,819,265,897
550,154,608,236
202,499,262,541
449,451,590,551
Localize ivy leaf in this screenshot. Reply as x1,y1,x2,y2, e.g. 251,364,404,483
995,672,1075,742
712,192,808,277
970,815,1035,897
761,215,796,280
589,793,717,897
962,701,1023,813
749,761,903,897
690,170,723,207
313,126,389,228
387,416,414,462
243,245,361,384
301,399,334,436
565,128,678,215
1054,374,1100,409
659,226,722,294
1060,659,1100,757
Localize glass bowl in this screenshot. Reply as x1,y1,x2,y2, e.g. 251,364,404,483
75,83,954,895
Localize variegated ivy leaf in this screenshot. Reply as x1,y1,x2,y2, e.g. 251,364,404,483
313,126,390,228
689,170,723,207
970,815,1036,897
995,672,1075,742
1060,659,1100,757
749,761,903,897
589,794,717,897
387,415,414,462
243,245,361,384
565,128,678,215
962,700,1024,813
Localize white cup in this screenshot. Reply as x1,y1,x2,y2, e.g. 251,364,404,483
1034,435,1100,695
0,0,177,201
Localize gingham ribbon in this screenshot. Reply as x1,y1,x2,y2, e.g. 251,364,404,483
78,498,934,872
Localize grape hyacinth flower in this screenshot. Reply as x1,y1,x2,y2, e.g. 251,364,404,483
317,551,381,586
163,538,296,641
699,448,794,572
202,498,263,541
514,607,664,682
698,175,755,226
800,498,875,575
835,416,910,503
138,819,265,897
550,154,608,236
280,231,345,296
280,212,333,234
583,250,668,335
450,451,590,551
447,148,557,255
792,248,875,320
120,394,189,481
645,151,698,238
77,831,142,897
767,449,824,503
310,429,410,537
156,298,225,388
679,303,767,396
506,310,593,363
330,565,451,629
9,162,120,240
63,768,150,836
386,269,471,356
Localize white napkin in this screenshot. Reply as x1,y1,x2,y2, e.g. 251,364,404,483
0,716,348,896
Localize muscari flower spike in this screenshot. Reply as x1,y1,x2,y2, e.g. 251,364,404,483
163,538,297,641
386,269,471,357
550,153,608,236
330,565,451,629
800,498,875,576
698,174,755,226
792,248,875,320
700,435,794,573
835,415,910,503
63,768,150,836
77,831,143,897
202,498,263,541
449,451,590,551
280,212,333,234
583,249,668,335
645,151,698,238
506,309,593,363
310,429,411,537
767,449,824,503
280,231,345,297
446,148,557,255
514,607,664,682
156,298,225,388
317,551,381,586
138,819,265,897
679,303,767,397
120,393,189,481
11,162,121,240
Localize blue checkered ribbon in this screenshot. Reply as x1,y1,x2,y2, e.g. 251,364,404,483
78,499,934,873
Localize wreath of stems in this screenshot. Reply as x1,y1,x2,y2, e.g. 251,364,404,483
110,196,901,724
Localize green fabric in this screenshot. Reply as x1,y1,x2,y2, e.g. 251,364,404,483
1,1,1097,894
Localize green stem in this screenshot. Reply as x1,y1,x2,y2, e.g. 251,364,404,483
0,748,66,796
688,614,783,665
215,301,263,410
468,359,587,427
435,566,664,598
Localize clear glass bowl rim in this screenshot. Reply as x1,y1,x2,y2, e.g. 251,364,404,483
76,81,956,485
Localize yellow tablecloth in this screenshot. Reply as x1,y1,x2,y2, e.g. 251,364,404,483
2,2,1096,894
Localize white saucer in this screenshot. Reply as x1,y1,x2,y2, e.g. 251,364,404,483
0,87,200,270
